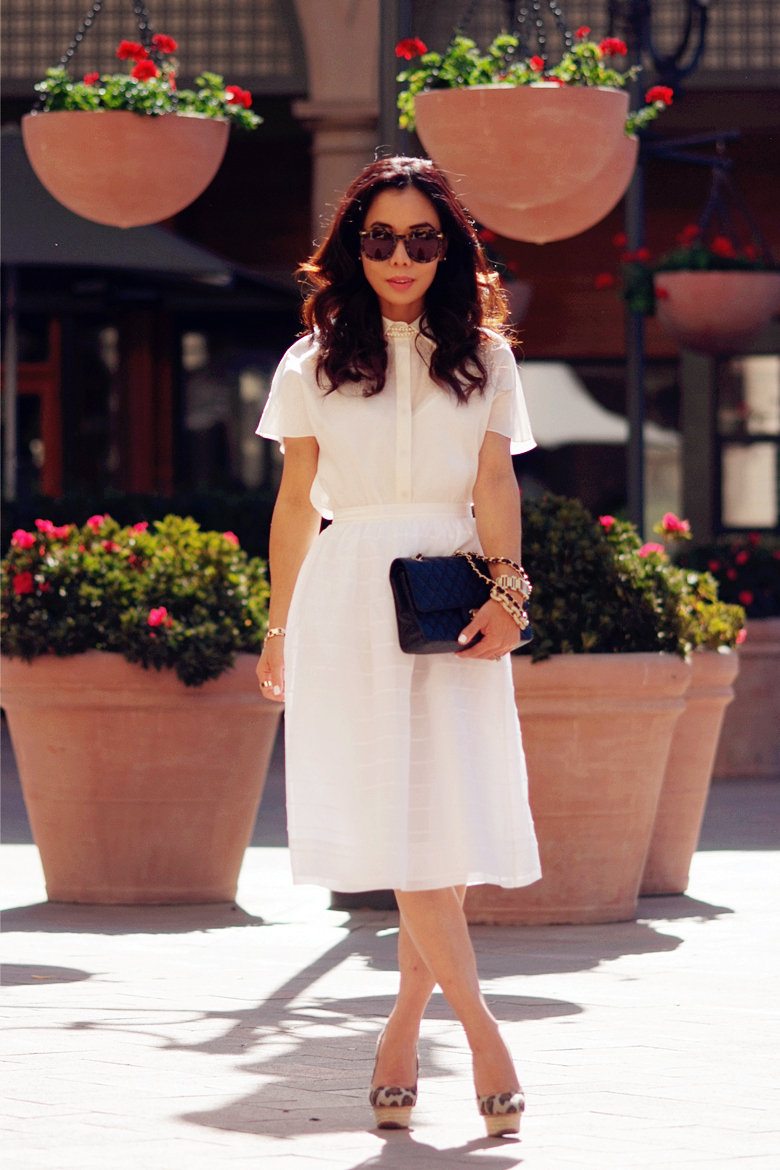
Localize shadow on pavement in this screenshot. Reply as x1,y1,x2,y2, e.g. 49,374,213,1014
0,962,93,985
0,901,266,934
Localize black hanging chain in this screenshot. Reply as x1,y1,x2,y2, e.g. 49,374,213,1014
457,0,574,61
35,0,170,111
48,0,163,72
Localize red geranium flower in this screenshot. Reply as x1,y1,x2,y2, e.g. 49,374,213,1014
621,247,651,263
225,85,252,108
708,559,721,572
594,272,617,290
677,223,700,245
11,529,36,550
735,549,750,565
116,40,148,62
600,37,628,56
131,59,159,81
13,572,35,595
660,512,690,537
83,72,100,85
645,85,674,106
612,231,627,248
711,235,737,258
151,33,178,55
395,37,428,60
529,55,546,72
738,590,754,607
576,26,591,40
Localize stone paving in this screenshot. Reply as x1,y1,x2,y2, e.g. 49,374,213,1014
1,717,779,1170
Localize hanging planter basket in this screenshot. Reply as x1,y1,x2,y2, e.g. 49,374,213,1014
653,271,780,355
414,85,635,244
22,110,229,229
466,131,637,245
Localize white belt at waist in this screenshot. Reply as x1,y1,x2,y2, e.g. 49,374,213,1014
331,503,473,523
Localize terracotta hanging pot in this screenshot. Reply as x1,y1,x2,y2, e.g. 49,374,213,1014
641,649,738,896
653,271,780,355
1,652,282,903
465,653,691,925
22,110,229,228
414,85,635,244
466,132,638,245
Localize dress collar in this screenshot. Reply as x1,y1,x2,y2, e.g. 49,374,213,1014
382,314,423,339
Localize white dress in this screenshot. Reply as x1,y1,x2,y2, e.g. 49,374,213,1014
256,318,541,892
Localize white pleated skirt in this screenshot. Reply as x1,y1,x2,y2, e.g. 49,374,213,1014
283,503,541,892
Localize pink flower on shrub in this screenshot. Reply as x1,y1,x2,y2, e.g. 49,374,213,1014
660,512,690,537
50,524,72,540
147,606,169,627
102,540,120,553
35,519,54,534
11,529,36,550
86,514,106,532
708,559,721,572
223,531,240,546
598,515,616,530
738,590,754,607
13,572,35,595
131,521,149,533
638,542,665,557
736,628,748,645
735,549,749,565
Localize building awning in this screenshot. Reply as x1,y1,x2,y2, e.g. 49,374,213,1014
519,362,679,450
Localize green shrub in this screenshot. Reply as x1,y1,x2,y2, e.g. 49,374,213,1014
1,514,270,686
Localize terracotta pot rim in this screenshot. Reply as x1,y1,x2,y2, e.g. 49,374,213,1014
416,83,628,97
23,109,228,125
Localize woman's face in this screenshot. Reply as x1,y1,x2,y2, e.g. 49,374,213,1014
359,186,444,323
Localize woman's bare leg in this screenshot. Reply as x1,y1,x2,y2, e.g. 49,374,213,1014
392,886,519,1098
371,886,465,1088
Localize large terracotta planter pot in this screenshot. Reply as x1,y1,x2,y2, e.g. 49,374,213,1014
465,653,691,925
653,271,780,355
713,618,780,779
22,110,229,228
414,85,635,243
641,650,738,896
0,652,282,903
466,132,638,245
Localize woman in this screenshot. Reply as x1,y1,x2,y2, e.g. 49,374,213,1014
256,156,541,1138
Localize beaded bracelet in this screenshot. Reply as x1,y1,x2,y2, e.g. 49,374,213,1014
265,627,286,641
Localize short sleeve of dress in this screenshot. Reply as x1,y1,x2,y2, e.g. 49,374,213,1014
484,338,536,455
256,342,316,447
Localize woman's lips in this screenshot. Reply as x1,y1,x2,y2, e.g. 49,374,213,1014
388,277,414,289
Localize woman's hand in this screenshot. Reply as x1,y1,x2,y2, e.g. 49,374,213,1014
256,637,285,701
456,599,521,661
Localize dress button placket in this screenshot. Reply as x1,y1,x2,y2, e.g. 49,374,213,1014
387,323,415,503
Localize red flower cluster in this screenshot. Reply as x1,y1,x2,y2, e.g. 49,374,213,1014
35,519,71,539
225,85,253,108
147,606,172,628
116,40,147,62
599,37,628,57
676,223,700,246
529,55,545,72
13,571,35,595
151,33,178,55
83,71,100,85
87,513,107,532
638,542,666,558
621,246,651,264
222,531,240,546
395,37,428,60
645,85,674,106
11,529,36,550
710,235,737,258
598,515,616,530
659,512,691,538
575,26,591,40
131,60,159,81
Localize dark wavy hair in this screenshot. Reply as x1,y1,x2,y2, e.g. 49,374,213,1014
299,156,510,402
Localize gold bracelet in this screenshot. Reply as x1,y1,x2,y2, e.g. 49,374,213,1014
265,627,286,641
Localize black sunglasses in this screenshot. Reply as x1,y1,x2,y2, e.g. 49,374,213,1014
359,227,445,264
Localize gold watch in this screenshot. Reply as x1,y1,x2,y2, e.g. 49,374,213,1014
494,573,530,598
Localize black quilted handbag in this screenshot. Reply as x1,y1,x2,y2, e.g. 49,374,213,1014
389,554,533,654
